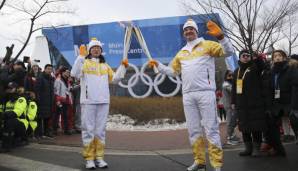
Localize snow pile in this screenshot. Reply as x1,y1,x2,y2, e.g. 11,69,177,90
107,114,186,131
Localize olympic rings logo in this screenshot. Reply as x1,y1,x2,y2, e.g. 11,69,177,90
118,61,182,98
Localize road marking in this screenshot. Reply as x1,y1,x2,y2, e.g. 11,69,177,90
0,153,80,171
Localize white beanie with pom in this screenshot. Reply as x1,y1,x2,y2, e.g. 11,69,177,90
88,38,103,52
183,19,198,32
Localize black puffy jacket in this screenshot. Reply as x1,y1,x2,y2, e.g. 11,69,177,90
262,61,298,112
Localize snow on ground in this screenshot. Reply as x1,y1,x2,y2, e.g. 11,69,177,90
107,114,186,131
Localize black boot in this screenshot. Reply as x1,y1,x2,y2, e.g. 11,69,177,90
251,142,262,157
272,143,287,157
0,147,10,153
239,142,252,156
64,130,72,135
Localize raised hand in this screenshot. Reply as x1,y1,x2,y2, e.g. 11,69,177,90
148,60,158,68
121,58,129,68
206,20,224,40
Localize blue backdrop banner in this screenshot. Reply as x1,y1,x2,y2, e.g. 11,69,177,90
42,14,238,70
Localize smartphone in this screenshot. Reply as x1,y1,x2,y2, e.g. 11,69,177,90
34,59,41,63
23,56,30,63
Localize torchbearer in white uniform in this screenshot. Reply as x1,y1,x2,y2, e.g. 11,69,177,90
149,19,234,171
71,38,128,170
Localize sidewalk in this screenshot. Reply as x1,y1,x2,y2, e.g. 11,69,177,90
38,122,238,151
3,122,298,171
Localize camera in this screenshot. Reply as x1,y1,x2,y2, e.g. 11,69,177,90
23,56,30,63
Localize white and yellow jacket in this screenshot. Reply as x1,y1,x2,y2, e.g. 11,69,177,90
71,57,125,104
158,37,234,93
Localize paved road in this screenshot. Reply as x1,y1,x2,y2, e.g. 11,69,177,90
0,143,297,171
37,123,235,151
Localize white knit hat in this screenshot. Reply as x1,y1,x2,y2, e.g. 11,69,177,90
88,38,103,52
183,19,198,32
31,61,39,67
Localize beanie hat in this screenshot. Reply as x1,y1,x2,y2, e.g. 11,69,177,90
183,19,198,32
239,49,250,59
272,50,288,59
31,61,39,67
88,38,102,52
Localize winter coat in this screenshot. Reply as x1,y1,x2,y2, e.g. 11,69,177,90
157,37,234,94
9,68,27,87
0,66,26,87
0,66,26,101
231,59,267,132
54,76,72,105
71,57,125,104
35,72,55,118
0,66,9,101
24,72,40,93
262,61,298,114
289,60,298,111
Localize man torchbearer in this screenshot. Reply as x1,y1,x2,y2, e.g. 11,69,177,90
149,19,234,171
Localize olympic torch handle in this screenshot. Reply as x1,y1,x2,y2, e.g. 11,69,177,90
153,65,159,74
120,65,126,79
120,56,129,79
147,56,159,74
133,27,158,74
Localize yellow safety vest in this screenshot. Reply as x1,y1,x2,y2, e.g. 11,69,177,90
26,100,38,131
0,103,4,128
5,97,28,130
0,103,4,113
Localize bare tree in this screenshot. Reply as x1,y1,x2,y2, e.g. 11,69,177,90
281,15,298,56
0,0,6,11
182,0,298,54
5,0,74,62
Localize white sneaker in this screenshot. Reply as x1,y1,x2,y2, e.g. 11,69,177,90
187,162,206,171
226,139,238,145
85,160,96,170
95,159,108,168
227,136,240,145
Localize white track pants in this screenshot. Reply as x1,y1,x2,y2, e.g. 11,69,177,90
183,91,223,168
81,103,109,160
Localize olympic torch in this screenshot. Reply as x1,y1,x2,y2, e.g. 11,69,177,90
133,27,159,74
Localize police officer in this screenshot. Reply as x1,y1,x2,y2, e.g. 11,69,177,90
0,98,4,141
24,91,38,143
0,82,28,153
